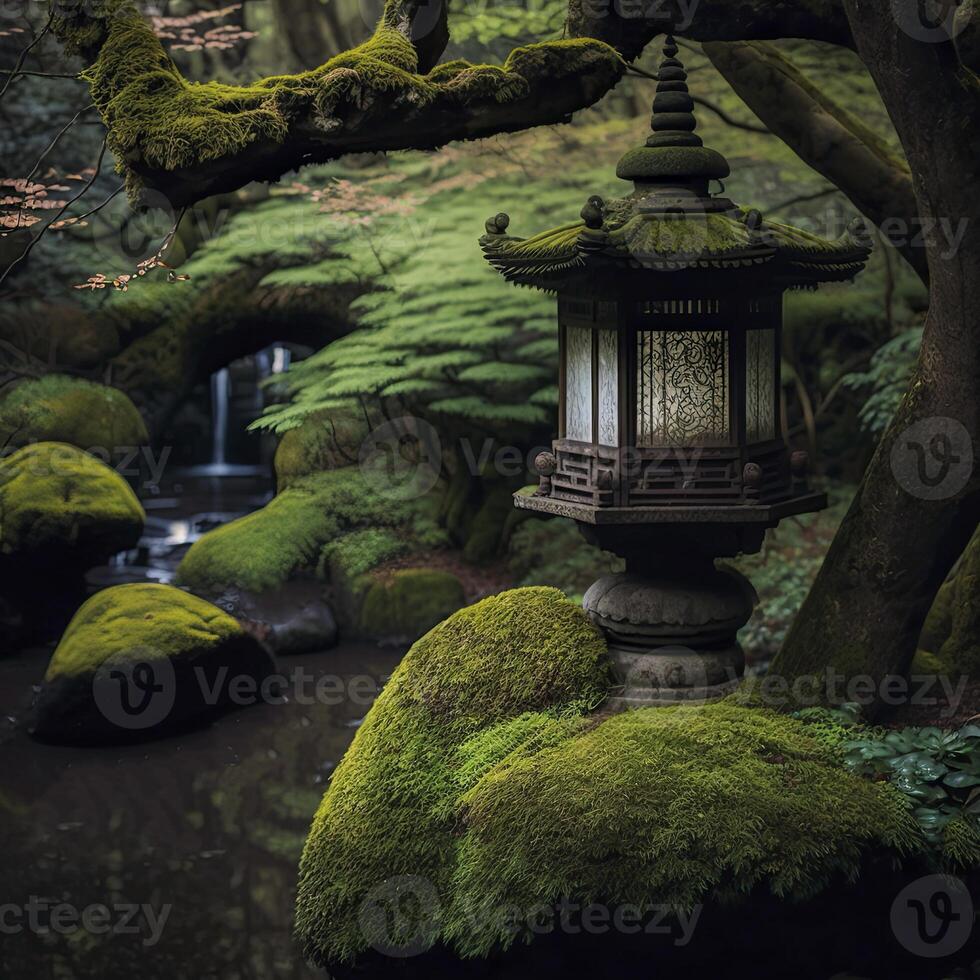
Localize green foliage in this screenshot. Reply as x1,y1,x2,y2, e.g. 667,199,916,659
0,441,144,559
296,589,922,965
175,465,445,593
320,527,408,581
247,132,623,444
447,0,565,58
735,500,848,661
43,582,243,680
842,327,923,435
842,724,980,863
0,375,148,452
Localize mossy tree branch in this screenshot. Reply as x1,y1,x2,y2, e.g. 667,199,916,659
702,40,926,283
48,0,624,208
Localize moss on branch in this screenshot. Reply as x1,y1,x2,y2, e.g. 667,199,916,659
51,0,622,205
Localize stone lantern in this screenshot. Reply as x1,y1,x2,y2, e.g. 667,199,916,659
479,37,872,708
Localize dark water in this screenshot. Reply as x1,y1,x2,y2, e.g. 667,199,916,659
0,464,406,979
0,641,404,979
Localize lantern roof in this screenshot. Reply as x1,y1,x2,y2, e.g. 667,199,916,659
480,37,872,293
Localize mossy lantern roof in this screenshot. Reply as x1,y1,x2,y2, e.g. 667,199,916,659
479,37,873,293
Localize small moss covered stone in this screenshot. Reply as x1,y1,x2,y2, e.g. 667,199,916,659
32,583,275,743
0,442,144,568
0,375,148,452
295,587,922,966
358,569,465,643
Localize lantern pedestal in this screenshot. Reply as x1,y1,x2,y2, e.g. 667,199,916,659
582,560,754,708
516,490,827,708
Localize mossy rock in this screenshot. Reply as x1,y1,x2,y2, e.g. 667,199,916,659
274,411,367,491
176,467,447,595
31,583,276,744
0,375,148,453
296,587,921,967
913,525,980,677
320,528,408,630
358,568,465,643
0,442,144,570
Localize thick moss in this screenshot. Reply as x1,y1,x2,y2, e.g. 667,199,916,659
175,467,446,594
33,583,275,743
0,375,148,452
59,0,618,200
912,525,980,677
43,582,242,680
273,411,366,491
0,442,144,564
295,587,920,966
358,568,465,642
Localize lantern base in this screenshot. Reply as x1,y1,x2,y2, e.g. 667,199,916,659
582,558,756,710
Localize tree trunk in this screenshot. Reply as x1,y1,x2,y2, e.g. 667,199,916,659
770,1,980,713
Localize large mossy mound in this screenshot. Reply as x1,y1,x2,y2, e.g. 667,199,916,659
175,466,447,596
0,441,144,568
32,583,276,743
0,374,148,452
295,587,922,967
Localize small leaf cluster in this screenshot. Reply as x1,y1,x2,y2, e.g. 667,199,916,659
842,723,980,845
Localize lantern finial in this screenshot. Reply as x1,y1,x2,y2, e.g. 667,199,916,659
616,35,730,189
647,34,701,149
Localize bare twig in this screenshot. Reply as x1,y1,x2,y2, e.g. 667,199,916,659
0,69,80,80
0,11,54,101
26,103,96,182
0,138,108,288
59,184,123,227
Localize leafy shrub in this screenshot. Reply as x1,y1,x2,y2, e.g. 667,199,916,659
842,723,980,857
841,327,922,435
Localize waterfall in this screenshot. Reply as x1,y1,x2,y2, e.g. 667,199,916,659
210,367,230,466
272,345,291,374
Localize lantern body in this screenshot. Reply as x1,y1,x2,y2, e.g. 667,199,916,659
479,34,872,707
554,285,787,511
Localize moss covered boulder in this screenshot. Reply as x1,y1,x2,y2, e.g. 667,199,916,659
294,587,939,970
31,583,276,744
357,568,466,644
914,525,980,678
0,375,148,453
0,442,144,571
